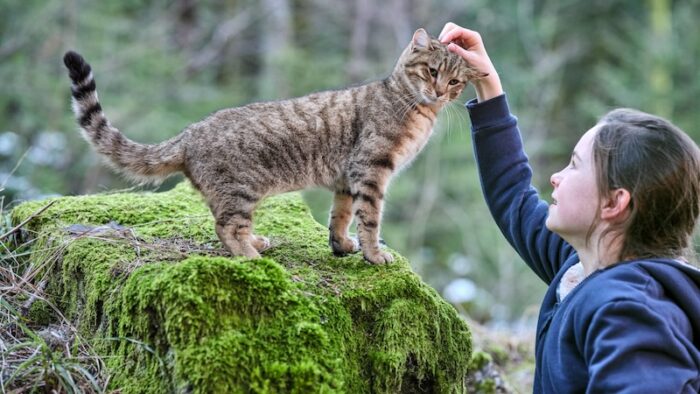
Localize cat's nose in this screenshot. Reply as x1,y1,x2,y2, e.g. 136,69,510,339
436,89,446,97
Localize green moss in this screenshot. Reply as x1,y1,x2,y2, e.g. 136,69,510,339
469,350,493,371
10,182,213,241
476,378,497,394
485,344,509,365
12,182,472,393
106,256,344,393
26,299,57,326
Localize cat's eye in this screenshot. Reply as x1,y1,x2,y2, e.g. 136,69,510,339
429,68,438,78
449,79,460,85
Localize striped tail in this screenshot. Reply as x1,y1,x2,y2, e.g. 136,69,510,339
63,51,185,183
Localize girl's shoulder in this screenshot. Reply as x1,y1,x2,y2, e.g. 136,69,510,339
579,259,697,301
570,259,700,326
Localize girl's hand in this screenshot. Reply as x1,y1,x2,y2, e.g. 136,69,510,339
439,22,503,102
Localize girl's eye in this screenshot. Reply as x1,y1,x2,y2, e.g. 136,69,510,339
429,68,438,78
449,79,460,85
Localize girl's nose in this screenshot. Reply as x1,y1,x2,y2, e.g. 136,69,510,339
550,172,561,188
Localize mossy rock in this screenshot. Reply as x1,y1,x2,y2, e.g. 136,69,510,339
11,182,472,393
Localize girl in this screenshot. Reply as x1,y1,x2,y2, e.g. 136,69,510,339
439,22,700,392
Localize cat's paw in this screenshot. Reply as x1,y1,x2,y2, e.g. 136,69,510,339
329,233,360,256
245,250,261,259
252,235,271,252
364,250,394,265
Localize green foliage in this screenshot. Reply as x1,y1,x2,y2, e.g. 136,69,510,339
11,182,472,392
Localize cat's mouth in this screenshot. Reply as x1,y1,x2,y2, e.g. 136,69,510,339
419,92,436,104
420,92,445,105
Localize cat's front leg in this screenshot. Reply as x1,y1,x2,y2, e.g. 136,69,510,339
350,177,394,265
328,189,360,256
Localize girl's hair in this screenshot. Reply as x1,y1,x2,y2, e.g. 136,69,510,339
592,108,700,262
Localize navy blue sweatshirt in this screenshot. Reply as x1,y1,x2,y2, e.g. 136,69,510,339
467,94,700,393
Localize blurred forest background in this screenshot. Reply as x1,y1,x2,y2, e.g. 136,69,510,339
2,0,699,329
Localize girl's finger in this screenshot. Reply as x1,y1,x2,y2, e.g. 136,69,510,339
441,28,482,49
438,22,459,41
447,43,476,62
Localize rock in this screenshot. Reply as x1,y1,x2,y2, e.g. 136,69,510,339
11,182,473,393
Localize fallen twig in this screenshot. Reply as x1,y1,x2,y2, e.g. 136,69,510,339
0,201,56,241
20,279,48,314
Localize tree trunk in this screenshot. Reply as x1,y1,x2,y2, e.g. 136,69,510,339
347,0,372,82
648,0,673,117
258,0,293,99
172,0,198,50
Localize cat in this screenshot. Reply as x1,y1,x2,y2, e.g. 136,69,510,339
63,28,484,264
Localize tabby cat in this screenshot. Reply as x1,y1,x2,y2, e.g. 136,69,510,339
63,28,483,264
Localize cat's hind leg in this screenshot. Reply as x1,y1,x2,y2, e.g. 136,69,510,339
328,189,360,256
211,189,263,259
215,219,260,259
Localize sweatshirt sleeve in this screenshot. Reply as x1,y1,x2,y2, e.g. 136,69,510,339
584,300,700,393
467,94,574,284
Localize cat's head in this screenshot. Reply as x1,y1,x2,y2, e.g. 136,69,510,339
394,28,486,105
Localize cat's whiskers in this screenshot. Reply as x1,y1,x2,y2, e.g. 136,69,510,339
446,102,454,138
453,101,470,125
393,101,413,124
436,100,452,139
441,102,456,140
393,91,422,123
444,102,469,141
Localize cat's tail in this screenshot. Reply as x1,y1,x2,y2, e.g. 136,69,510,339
63,51,185,183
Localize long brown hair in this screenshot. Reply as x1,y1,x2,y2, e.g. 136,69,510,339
592,108,700,263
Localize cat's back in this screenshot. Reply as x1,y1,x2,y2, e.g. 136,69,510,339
181,83,387,188
190,82,385,144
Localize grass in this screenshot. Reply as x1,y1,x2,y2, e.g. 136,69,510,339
0,226,109,393
0,196,110,393
1,148,108,392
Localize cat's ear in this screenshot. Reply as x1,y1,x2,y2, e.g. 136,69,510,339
464,66,490,81
411,28,432,51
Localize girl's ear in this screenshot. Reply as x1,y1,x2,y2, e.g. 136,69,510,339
600,188,632,222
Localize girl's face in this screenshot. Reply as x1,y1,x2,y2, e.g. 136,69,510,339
546,126,602,244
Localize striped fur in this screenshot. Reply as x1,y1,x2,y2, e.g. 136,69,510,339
63,28,483,264
64,51,185,183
